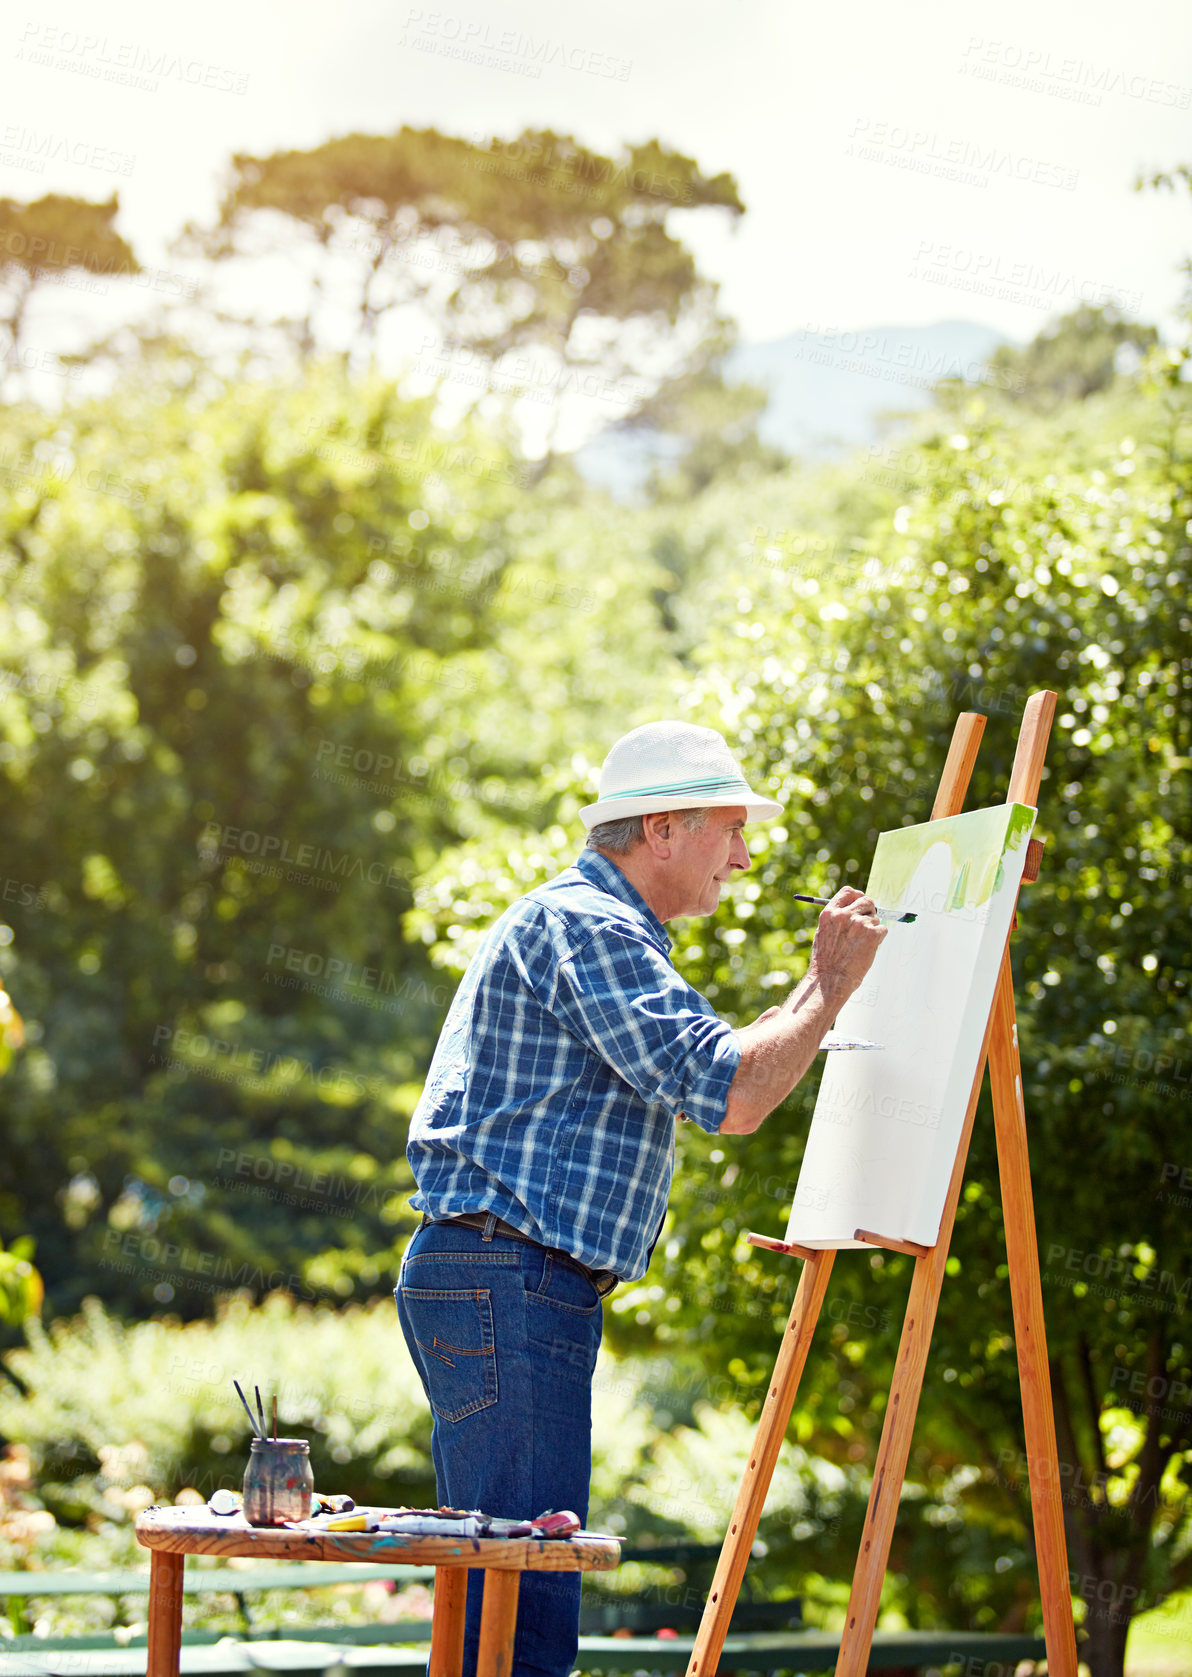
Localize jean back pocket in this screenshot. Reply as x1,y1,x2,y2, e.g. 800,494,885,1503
399,1286,498,1421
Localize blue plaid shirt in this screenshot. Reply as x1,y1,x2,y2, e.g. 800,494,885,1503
407,848,741,1281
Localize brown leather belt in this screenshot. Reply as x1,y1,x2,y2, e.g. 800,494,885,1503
419,1210,619,1297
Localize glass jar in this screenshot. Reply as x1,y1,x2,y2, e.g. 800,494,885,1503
242,1437,314,1525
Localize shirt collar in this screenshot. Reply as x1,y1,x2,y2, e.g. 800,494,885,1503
573,848,673,955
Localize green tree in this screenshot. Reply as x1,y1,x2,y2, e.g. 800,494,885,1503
0,194,138,393
178,128,744,454
985,303,1160,412
0,363,692,1322
0,369,527,1316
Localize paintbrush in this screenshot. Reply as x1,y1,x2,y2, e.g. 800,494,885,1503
792,893,917,924
233,1380,263,1438
255,1385,266,1438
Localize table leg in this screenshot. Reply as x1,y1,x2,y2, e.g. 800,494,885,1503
146,1550,185,1677
476,1570,520,1677
429,1566,468,1677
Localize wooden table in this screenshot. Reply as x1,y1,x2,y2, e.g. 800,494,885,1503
134,1507,620,1677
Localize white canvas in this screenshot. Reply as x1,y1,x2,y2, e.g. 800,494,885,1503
785,802,1037,1250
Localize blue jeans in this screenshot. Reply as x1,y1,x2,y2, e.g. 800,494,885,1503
395,1220,604,1677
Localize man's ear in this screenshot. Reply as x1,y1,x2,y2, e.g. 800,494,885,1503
642,811,673,855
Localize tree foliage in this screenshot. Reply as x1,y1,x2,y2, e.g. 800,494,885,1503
180,127,743,411
986,304,1160,411
0,194,138,389
0,361,697,1321
0,370,517,1314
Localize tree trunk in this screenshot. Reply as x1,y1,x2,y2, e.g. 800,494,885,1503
1048,1352,1128,1677
1077,1596,1131,1677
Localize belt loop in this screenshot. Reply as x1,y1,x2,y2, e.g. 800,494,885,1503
482,1212,497,1242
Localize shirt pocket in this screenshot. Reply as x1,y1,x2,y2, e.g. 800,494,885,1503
399,1286,498,1422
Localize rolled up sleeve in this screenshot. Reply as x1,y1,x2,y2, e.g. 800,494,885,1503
550,929,740,1134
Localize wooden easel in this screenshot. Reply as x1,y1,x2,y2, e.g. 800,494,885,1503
687,691,1079,1677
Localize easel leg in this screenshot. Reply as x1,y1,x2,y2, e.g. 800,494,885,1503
687,1249,835,1677
835,1006,996,1677
834,1253,953,1675
989,960,1079,1677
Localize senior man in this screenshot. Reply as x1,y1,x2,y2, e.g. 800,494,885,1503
396,719,886,1675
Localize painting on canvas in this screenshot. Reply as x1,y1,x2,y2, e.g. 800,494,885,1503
785,801,1037,1250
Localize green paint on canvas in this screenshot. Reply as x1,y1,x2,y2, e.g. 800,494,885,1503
867,802,1035,913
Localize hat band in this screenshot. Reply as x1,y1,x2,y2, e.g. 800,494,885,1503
601,774,748,802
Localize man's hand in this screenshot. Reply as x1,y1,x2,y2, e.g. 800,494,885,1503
807,886,888,991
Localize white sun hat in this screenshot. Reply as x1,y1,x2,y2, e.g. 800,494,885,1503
579,720,783,830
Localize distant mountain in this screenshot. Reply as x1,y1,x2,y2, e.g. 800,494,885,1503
575,319,1013,498
727,319,1012,456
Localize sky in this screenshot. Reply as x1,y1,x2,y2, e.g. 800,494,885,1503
2,0,1190,371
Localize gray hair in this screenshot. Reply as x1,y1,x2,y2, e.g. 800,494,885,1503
586,807,711,856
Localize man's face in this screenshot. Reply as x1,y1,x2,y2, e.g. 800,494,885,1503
664,805,751,917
